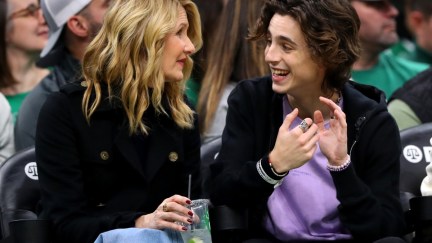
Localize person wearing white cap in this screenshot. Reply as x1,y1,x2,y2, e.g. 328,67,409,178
14,0,111,151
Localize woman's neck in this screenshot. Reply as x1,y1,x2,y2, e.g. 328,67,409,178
1,47,49,95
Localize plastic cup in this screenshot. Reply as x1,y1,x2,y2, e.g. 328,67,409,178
180,199,212,243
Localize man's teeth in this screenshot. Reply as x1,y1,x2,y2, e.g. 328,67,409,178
272,70,289,76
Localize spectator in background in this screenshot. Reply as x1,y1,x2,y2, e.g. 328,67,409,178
185,0,225,107
35,0,203,242
388,67,432,130
197,0,269,146
209,0,405,242
0,93,14,165
392,0,432,64
350,0,428,99
197,0,268,196
0,0,49,121
14,0,111,150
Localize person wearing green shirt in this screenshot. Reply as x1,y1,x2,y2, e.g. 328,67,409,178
351,50,428,99
350,0,428,100
5,92,29,122
0,0,50,122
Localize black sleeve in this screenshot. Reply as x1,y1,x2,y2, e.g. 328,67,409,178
332,112,405,240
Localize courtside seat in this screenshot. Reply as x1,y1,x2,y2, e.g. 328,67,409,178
399,123,432,243
0,146,51,243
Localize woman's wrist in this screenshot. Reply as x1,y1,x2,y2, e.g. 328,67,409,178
135,214,149,228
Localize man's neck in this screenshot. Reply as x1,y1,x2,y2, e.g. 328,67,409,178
353,42,389,70
67,42,86,63
353,51,380,70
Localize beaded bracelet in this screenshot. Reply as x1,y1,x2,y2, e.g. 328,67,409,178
327,156,351,172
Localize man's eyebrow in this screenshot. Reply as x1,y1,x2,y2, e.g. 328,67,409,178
267,32,298,46
276,35,297,46
267,31,297,46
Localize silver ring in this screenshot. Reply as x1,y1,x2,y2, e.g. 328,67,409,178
299,120,309,133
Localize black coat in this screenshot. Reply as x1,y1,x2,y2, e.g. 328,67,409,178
35,81,202,243
209,76,405,242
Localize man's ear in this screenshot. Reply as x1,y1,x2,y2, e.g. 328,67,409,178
407,11,425,32
66,15,89,38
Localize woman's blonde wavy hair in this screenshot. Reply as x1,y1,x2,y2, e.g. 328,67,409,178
82,0,202,135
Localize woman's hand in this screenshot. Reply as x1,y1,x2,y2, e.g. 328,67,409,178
135,194,193,231
269,108,319,173
314,96,349,166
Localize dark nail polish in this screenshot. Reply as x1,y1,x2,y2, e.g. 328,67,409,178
186,200,191,204
188,211,193,216
187,218,193,223
182,226,188,231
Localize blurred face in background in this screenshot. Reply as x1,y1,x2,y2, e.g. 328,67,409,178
6,0,48,53
351,0,399,53
408,10,432,54
417,15,432,54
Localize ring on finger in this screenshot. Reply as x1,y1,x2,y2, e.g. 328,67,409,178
299,119,309,133
162,203,169,212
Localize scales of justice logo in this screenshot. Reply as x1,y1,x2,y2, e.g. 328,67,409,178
24,161,38,180
403,137,432,164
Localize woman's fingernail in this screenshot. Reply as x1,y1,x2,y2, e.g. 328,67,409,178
186,200,191,204
182,226,188,231
187,218,193,223
188,211,193,216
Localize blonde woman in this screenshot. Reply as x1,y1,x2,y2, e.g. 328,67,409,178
35,0,202,242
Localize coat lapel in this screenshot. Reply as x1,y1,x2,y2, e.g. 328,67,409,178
113,114,180,184
144,119,180,183
113,124,144,178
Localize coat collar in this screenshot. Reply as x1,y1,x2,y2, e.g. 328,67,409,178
63,80,183,183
